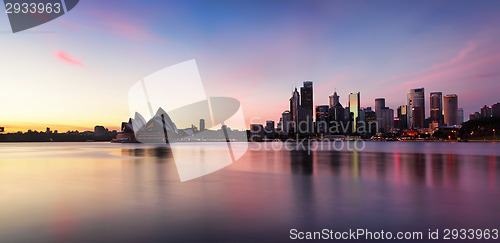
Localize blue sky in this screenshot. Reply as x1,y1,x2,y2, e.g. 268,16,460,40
0,0,499,131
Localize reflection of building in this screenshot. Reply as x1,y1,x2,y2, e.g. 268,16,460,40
430,92,443,124
444,94,458,126
349,92,360,133
407,88,425,128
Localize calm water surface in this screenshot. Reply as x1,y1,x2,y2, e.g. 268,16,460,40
1,142,499,242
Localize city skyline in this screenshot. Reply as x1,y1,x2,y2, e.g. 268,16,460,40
1,0,500,132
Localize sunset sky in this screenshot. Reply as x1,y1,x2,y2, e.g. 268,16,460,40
1,0,499,132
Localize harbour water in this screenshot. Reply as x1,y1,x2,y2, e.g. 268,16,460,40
1,142,499,242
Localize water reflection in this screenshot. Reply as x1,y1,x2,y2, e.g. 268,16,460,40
121,146,173,158
1,142,500,242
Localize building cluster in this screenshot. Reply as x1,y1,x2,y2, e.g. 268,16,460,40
0,126,117,142
250,81,488,141
468,103,500,120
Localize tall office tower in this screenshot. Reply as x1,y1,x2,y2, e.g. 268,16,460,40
315,105,329,134
407,88,425,128
349,92,360,133
379,108,394,133
359,107,376,134
430,92,443,124
329,91,340,108
397,105,408,129
199,119,205,132
300,81,314,134
458,108,464,124
492,103,500,117
412,107,424,128
281,110,292,136
375,98,385,112
443,94,458,126
289,88,300,133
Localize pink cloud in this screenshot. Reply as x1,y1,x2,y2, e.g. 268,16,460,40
53,51,85,67
377,40,483,86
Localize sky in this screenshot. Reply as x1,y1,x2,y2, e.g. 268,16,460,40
0,0,499,132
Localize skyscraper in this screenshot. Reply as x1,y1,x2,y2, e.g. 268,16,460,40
329,91,340,108
199,119,205,132
407,88,425,128
375,98,385,113
300,81,314,134
281,110,292,136
315,105,329,134
289,88,300,133
458,108,464,125
349,92,360,133
412,107,424,128
397,105,408,129
444,94,458,126
492,103,500,117
430,92,443,124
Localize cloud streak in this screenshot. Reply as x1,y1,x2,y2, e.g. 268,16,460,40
53,51,85,67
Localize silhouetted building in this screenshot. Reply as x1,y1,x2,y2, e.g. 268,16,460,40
289,88,300,134
360,107,376,135
492,103,500,117
430,92,443,124
374,98,393,133
407,88,425,128
94,125,106,137
375,98,385,113
469,112,481,121
250,124,264,141
412,107,424,128
265,120,275,139
328,102,345,134
329,91,340,108
481,105,492,118
200,119,205,131
315,105,329,135
397,105,408,129
378,107,394,133
281,110,292,136
349,92,360,133
443,94,458,126
300,81,314,135
458,108,464,125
